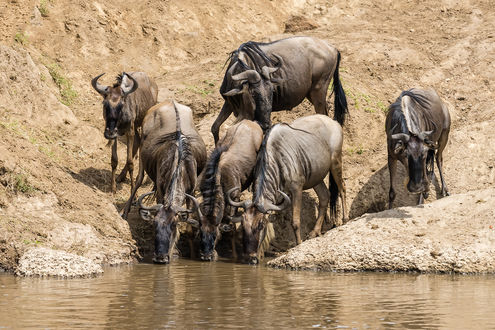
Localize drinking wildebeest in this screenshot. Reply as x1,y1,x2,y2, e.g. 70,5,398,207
211,36,348,144
91,72,158,193
228,114,348,264
386,88,451,208
186,120,263,261
123,100,206,264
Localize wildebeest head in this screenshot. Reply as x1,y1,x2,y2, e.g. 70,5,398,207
185,194,220,262
222,56,283,130
391,128,436,193
138,192,180,264
227,187,290,264
91,72,138,139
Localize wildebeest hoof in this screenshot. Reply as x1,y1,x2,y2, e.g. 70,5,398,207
422,191,429,199
247,256,259,265
200,251,218,262
307,230,321,239
116,173,127,183
153,255,170,264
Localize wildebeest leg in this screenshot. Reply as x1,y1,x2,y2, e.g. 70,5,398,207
290,188,303,245
331,160,348,226
418,193,425,205
307,78,330,116
121,156,145,219
436,131,450,197
124,127,136,194
117,130,141,183
111,139,118,193
211,103,232,145
308,181,329,238
388,156,398,209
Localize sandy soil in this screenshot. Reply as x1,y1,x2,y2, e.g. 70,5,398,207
0,0,494,275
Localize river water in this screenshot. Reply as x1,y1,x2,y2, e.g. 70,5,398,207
0,260,494,329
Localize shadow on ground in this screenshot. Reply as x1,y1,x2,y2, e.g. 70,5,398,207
349,163,446,219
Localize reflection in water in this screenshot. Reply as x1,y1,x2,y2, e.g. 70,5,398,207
1,261,494,329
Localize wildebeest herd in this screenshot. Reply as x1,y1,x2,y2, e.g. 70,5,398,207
91,36,450,264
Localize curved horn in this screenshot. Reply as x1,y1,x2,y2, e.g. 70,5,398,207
264,190,291,212
121,72,138,96
226,187,252,209
91,73,109,96
231,70,261,84
391,133,410,143
137,191,162,211
222,87,244,97
185,193,203,219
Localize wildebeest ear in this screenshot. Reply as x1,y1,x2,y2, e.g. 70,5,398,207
394,141,405,155
222,82,248,97
261,65,280,80
423,139,437,149
120,72,138,95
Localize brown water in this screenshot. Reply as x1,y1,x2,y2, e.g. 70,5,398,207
1,260,494,329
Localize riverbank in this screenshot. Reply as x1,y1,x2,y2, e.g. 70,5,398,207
268,188,495,274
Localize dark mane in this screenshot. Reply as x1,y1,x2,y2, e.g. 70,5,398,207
200,145,228,217
253,123,313,202
113,73,124,88
388,89,434,135
253,124,276,200
221,41,280,102
161,132,193,208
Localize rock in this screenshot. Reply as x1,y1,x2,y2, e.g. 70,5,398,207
268,188,495,274
16,247,103,277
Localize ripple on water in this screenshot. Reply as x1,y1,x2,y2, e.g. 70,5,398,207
0,260,494,329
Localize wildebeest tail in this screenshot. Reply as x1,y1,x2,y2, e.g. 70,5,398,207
329,172,339,221
332,51,348,126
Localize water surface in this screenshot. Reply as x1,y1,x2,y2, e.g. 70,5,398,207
1,260,494,329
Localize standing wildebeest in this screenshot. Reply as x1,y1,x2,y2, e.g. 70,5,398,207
211,36,348,144
386,88,451,208
91,72,158,193
228,114,348,264
123,100,206,264
187,120,263,261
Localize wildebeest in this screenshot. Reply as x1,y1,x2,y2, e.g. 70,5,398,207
211,36,348,144
187,120,263,261
386,88,451,208
228,114,348,264
122,100,206,264
91,72,158,193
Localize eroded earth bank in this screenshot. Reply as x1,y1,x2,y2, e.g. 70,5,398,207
0,0,494,276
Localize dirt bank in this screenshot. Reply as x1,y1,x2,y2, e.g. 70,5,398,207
0,0,494,276
268,188,495,273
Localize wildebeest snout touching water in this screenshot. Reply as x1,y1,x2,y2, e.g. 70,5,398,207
386,88,451,208
91,72,158,193
123,100,206,264
228,114,348,264
187,120,263,261
212,36,348,144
